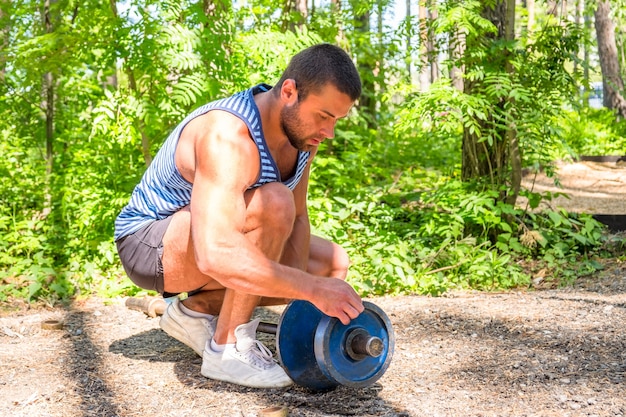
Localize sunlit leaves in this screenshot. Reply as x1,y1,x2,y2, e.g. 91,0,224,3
237,27,324,85
171,72,209,106
0,0,618,304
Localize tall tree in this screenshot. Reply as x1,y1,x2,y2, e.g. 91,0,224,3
449,28,464,91
418,2,438,91
282,0,308,31
108,0,154,166
526,0,535,31
418,2,430,91
42,0,58,215
461,0,518,191
406,0,412,79
376,0,386,98
331,0,346,44
594,0,626,118
0,0,8,84
503,0,520,205
351,0,376,126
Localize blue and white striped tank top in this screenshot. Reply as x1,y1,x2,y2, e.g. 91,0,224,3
114,84,311,241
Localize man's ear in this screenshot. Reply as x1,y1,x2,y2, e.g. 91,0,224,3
281,79,298,104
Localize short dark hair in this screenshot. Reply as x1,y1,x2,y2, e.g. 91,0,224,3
274,43,361,102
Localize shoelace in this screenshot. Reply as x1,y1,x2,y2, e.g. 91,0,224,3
239,340,275,370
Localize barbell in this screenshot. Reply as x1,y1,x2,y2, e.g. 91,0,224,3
126,296,394,391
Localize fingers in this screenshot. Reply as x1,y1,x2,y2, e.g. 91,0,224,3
338,301,364,325
314,278,364,325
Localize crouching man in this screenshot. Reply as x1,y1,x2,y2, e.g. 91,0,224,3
114,44,364,388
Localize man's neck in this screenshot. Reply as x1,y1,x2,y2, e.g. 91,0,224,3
254,89,289,150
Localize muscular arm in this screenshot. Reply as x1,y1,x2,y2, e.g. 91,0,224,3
183,112,361,322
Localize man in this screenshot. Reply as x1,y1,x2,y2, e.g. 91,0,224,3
114,43,364,388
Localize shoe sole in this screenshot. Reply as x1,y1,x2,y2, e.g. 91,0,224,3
200,363,293,389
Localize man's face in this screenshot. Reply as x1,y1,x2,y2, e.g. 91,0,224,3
280,84,354,152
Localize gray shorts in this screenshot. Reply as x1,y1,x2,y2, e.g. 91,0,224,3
116,217,173,295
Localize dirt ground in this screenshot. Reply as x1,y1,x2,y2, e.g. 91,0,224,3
1,161,625,417
520,159,626,215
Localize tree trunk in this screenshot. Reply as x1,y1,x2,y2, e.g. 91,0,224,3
573,0,581,74
418,2,429,91
0,1,8,84
110,0,153,166
461,0,518,196
295,0,308,29
583,1,591,87
594,0,626,118
419,3,438,91
462,1,510,181
42,0,56,216
406,0,412,79
449,30,465,92
547,0,558,16
331,0,345,44
504,0,521,206
428,7,439,84
376,0,385,96
525,0,535,31
354,6,376,128
281,0,307,31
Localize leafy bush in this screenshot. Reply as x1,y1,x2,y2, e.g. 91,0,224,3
309,118,610,298
0,2,620,305
559,107,626,156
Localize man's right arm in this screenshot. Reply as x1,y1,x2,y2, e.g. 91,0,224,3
183,111,363,323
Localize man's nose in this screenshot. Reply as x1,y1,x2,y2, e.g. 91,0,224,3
321,120,337,139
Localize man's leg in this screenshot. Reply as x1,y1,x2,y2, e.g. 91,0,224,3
165,233,350,327
307,234,350,280
197,227,350,388
161,182,295,337
165,235,349,316
158,183,297,387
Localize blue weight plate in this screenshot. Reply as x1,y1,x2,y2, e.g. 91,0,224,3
276,300,339,391
313,301,394,387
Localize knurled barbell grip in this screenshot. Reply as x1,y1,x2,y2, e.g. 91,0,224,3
257,321,278,335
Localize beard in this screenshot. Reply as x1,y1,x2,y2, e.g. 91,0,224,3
280,102,315,152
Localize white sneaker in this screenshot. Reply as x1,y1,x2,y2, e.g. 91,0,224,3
159,298,216,356
201,318,293,388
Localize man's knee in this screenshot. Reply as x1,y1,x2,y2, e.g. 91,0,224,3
245,182,296,234
333,244,351,280
308,236,351,279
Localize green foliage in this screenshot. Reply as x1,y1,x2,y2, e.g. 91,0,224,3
309,153,609,296
0,0,619,306
412,1,584,185
236,28,325,86
311,104,609,296
558,107,626,156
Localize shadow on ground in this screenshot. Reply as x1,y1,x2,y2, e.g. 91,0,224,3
108,306,411,416
64,309,122,417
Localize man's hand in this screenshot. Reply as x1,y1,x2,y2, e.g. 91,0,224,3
311,277,364,325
